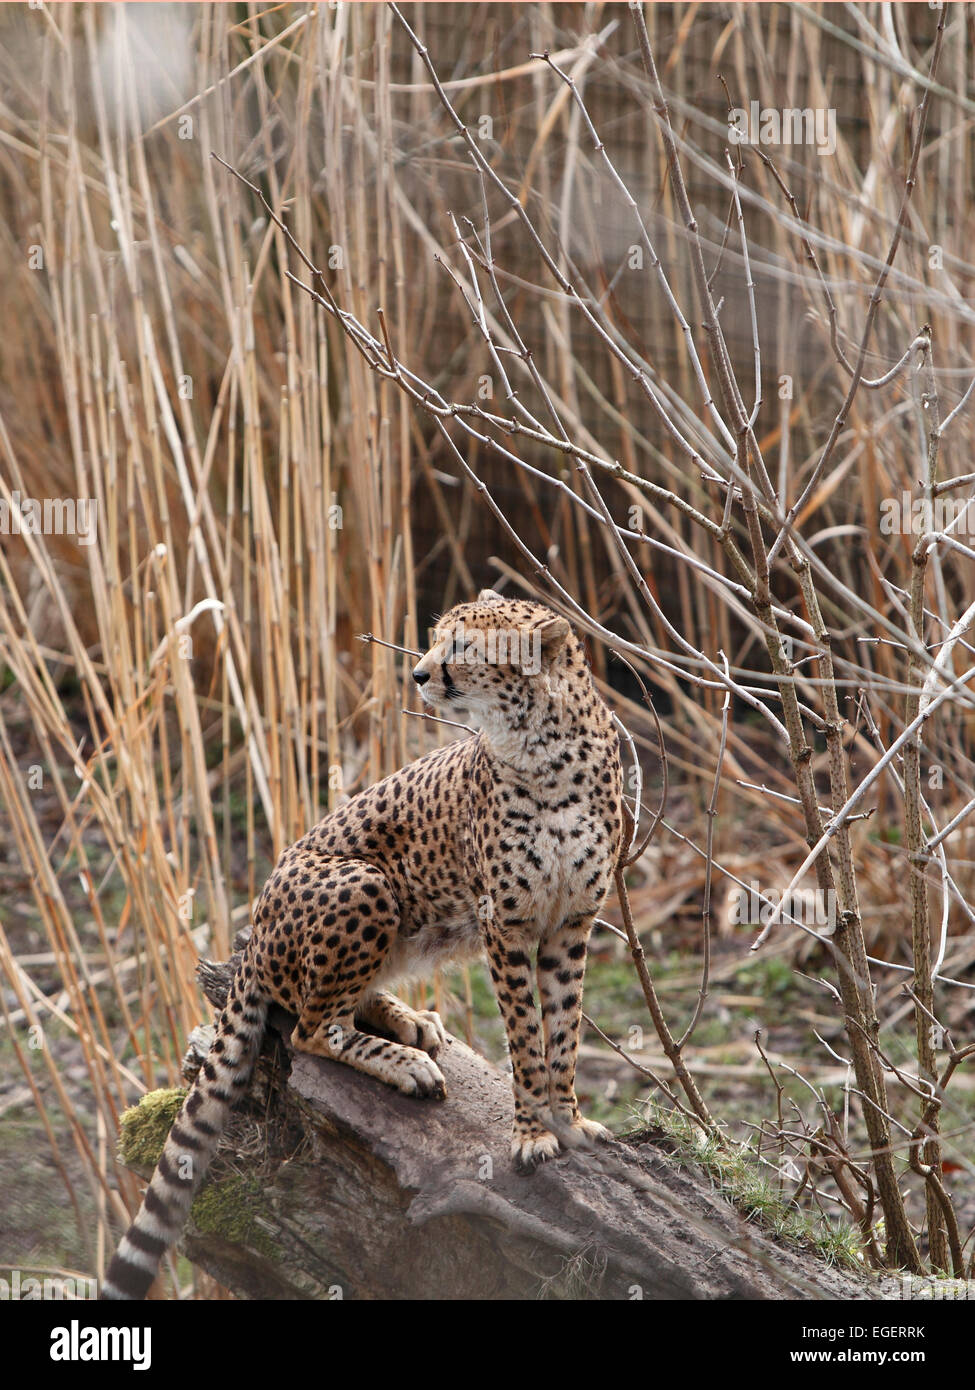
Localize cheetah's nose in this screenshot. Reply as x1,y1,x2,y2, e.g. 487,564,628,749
412,667,430,686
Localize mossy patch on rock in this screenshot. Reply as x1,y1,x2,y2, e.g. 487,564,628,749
118,1087,187,1171
190,1176,279,1259
118,1088,280,1261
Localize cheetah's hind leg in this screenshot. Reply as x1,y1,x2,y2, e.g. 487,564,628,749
356,989,447,1059
277,854,447,1099
294,1009,447,1099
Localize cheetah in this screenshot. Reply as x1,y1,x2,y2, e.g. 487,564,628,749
101,589,625,1299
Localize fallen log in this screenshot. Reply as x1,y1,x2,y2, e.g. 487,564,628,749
117,934,879,1300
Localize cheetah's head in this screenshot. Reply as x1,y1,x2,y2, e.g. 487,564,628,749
411,588,575,733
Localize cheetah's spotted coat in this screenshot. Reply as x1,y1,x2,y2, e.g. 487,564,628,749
102,590,624,1298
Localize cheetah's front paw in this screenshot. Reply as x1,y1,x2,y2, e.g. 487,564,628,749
567,1115,613,1147
511,1130,561,1172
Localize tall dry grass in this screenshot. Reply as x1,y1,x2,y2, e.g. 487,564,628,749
0,1,440,1295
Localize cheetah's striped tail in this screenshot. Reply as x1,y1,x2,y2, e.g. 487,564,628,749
100,956,268,1300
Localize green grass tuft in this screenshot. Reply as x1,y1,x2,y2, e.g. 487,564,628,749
638,1101,863,1271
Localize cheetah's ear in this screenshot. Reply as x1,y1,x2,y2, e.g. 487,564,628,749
477,588,503,603
535,615,570,669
